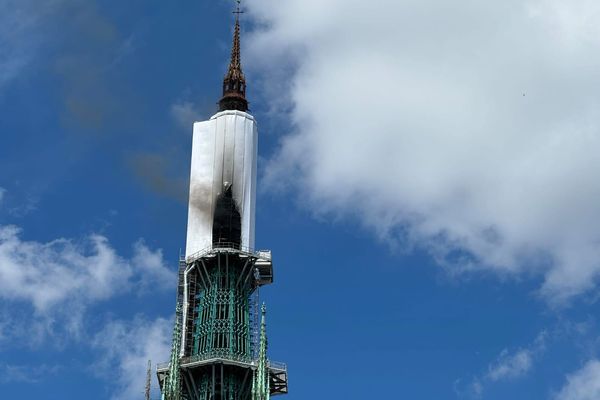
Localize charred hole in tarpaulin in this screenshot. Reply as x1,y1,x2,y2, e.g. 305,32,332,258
212,183,241,247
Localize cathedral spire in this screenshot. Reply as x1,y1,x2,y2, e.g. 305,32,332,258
219,0,248,112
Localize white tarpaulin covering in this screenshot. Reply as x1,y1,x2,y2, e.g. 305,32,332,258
186,110,257,258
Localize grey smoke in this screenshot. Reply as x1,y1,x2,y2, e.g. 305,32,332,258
129,152,189,204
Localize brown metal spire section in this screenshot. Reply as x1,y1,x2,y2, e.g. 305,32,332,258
219,2,248,112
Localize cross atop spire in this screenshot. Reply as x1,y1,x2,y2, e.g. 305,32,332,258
219,0,248,112
233,0,243,17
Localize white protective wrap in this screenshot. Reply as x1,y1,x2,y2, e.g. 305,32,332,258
185,110,257,258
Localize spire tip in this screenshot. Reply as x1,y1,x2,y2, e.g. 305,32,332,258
219,0,248,112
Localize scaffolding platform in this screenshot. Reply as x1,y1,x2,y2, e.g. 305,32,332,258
185,244,273,287
157,356,288,397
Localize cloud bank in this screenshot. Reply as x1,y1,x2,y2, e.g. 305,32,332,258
0,0,44,89
0,224,175,341
0,363,60,384
458,331,546,397
93,316,172,400
171,100,203,132
556,360,600,400
247,0,600,304
0,190,174,397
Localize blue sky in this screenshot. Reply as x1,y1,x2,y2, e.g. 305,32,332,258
2,0,600,399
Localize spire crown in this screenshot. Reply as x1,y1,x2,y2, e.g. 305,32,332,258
219,1,248,112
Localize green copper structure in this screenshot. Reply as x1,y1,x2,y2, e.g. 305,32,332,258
162,303,182,400
158,247,288,399
251,304,270,400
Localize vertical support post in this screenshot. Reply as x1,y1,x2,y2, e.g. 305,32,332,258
212,364,216,400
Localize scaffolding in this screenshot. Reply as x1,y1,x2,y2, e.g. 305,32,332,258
157,246,287,400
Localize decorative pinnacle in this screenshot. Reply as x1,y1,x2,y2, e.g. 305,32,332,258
253,303,270,400
219,0,248,112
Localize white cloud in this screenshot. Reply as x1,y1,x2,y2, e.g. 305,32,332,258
0,363,60,384
0,225,175,340
0,0,59,89
458,332,546,397
170,100,202,131
0,188,5,204
247,0,600,304
454,378,484,399
0,198,175,395
487,332,546,382
0,2,34,88
470,380,483,398
93,316,172,400
487,348,535,382
132,240,178,292
556,360,600,400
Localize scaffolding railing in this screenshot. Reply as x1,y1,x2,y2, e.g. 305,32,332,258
157,361,169,370
157,357,287,372
182,352,253,365
185,242,271,264
267,360,287,371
